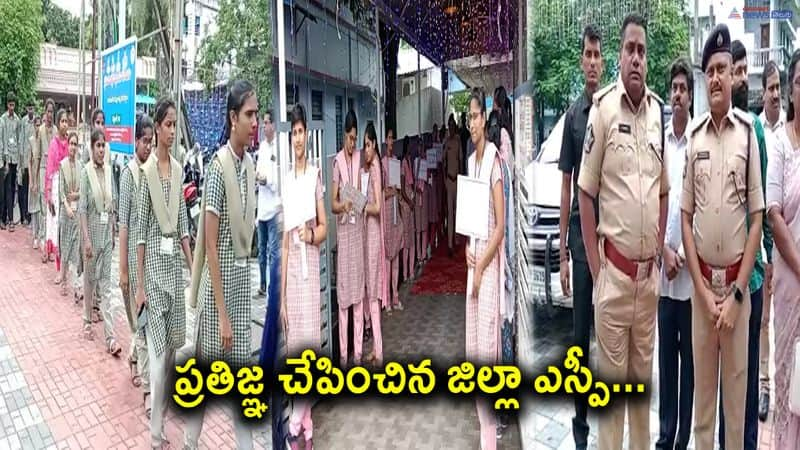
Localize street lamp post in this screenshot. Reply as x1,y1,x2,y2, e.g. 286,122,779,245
173,0,184,156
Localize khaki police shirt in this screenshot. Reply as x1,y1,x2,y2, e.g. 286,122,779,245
680,108,764,267
577,78,670,261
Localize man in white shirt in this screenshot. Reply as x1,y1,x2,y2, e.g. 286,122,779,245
757,59,782,422
256,108,281,366
254,108,282,450
656,58,695,450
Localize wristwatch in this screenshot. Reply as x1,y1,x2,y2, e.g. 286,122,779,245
733,285,744,303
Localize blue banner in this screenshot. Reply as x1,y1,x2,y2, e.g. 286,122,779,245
101,37,137,155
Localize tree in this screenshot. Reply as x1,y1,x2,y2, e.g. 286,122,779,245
0,0,43,106
41,0,81,48
533,0,689,140
449,91,471,116
198,0,272,105
130,0,170,58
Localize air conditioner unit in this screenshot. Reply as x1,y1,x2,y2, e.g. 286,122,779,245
402,78,416,97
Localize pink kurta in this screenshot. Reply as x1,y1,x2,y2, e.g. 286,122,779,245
765,128,800,449
334,150,366,309
286,172,324,357
45,134,69,205
465,153,503,366
415,154,428,231
364,162,387,303
401,157,415,249
382,155,403,259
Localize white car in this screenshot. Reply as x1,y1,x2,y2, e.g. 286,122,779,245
518,106,672,318
517,113,572,317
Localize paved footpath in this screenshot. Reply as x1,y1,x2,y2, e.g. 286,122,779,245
0,228,273,449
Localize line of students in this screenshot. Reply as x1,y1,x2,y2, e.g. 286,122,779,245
22,84,504,450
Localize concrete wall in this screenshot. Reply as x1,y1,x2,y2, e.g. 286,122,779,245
396,86,443,139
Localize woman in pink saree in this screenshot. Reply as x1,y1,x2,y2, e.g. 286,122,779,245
45,109,70,283
766,50,800,450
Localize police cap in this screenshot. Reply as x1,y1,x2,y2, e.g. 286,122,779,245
702,24,731,72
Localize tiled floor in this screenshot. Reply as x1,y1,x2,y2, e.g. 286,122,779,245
312,290,522,449
0,227,273,449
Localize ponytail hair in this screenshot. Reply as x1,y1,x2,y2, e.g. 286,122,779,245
365,121,383,188
221,80,256,144
788,50,800,121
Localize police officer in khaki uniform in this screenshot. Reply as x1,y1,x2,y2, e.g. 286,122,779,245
680,24,764,450
577,14,669,450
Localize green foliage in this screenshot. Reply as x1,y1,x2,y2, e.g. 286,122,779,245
42,0,80,48
534,0,689,114
198,0,272,106
449,91,470,115
0,0,43,106
130,0,169,58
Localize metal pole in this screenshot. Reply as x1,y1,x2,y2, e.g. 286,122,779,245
277,0,287,169
417,50,421,136
374,4,383,140
79,0,85,126
119,0,126,42
98,0,103,108
172,0,183,155
693,0,700,63
91,0,97,111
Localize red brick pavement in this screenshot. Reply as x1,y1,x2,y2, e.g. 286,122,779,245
0,230,249,449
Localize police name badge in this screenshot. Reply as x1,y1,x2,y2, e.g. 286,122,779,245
584,124,594,154
100,212,109,224
160,236,174,255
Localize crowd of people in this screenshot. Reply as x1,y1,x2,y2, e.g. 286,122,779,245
557,14,799,450
0,73,517,449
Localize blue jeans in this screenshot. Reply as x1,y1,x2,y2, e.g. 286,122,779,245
258,216,281,373
257,216,282,449
719,286,763,450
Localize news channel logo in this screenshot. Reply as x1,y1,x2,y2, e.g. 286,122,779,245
729,7,793,20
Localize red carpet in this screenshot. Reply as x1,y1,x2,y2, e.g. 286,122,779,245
410,235,468,296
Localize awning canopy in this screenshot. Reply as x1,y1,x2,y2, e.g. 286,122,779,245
375,0,517,67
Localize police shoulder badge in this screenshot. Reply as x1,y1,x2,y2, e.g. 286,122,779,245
584,124,595,154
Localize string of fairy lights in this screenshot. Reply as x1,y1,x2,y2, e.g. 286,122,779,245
378,0,516,67
535,0,668,42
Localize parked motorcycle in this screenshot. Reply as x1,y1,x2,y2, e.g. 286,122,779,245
183,144,204,250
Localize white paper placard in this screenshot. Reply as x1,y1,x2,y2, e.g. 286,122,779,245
361,172,370,198
341,183,367,215
416,160,428,181
456,175,489,241
427,148,437,165
388,158,401,187
282,172,318,231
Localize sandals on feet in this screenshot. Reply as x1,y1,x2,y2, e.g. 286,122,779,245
83,324,94,341
129,359,142,387
107,340,122,357
143,392,152,419
92,307,103,323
